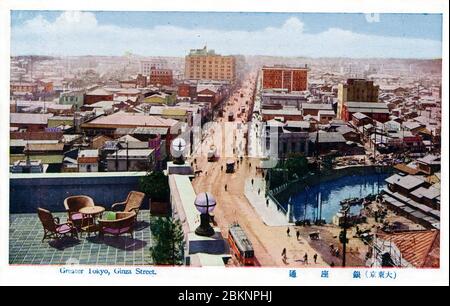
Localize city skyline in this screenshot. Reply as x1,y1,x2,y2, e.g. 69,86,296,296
11,11,443,58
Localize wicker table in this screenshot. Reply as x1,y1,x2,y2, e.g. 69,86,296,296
79,206,105,237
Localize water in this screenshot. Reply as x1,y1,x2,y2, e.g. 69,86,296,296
284,173,389,223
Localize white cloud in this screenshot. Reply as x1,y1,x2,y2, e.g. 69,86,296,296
11,11,442,58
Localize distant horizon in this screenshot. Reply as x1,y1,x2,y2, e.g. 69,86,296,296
11,11,443,59
9,54,444,61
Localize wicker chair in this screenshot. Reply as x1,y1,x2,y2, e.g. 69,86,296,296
64,195,95,229
98,212,136,239
111,191,145,218
37,208,78,242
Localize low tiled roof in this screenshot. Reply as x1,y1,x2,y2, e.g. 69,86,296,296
285,120,310,129
309,132,346,143
302,103,333,110
10,113,53,125
86,88,112,96
83,112,178,128
10,154,64,164
417,154,440,165
394,164,421,175
26,143,64,152
132,126,168,135
352,112,369,120
162,108,187,116
385,174,426,190
377,230,440,268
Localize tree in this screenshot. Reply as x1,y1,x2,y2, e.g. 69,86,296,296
284,153,308,179
139,171,169,202
150,217,185,265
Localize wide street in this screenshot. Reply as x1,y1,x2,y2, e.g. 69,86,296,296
189,72,327,267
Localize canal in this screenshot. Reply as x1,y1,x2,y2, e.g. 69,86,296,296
280,172,390,223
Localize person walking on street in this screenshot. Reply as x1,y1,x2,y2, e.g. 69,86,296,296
303,253,308,265
286,227,290,237
281,248,287,259
296,230,300,241
224,184,228,191
251,178,254,186
313,253,318,264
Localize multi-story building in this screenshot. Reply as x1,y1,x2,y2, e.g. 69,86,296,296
337,78,379,120
185,46,235,82
177,82,197,100
136,74,147,88
119,74,148,88
149,68,173,86
342,101,390,123
140,58,168,75
59,90,85,109
84,88,114,105
261,65,309,92
10,82,38,95
263,120,310,159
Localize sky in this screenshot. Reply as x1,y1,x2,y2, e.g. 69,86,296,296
10,11,443,58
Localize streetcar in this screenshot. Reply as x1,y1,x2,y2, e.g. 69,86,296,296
228,223,255,266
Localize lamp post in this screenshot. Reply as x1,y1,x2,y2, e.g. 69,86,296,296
194,192,216,237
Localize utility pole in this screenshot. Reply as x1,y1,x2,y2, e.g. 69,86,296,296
340,204,350,267
126,140,129,171
115,142,119,171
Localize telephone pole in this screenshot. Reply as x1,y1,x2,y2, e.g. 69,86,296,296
340,204,350,267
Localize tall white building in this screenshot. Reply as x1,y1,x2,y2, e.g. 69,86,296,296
140,58,168,75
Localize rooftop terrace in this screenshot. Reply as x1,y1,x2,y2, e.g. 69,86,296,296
10,211,154,265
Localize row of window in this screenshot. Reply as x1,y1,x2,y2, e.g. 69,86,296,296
264,139,308,153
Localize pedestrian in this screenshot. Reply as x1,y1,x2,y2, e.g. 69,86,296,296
221,165,223,171
296,230,300,240
224,184,228,191
251,178,254,186
281,248,287,258
249,162,252,168
303,253,308,265
313,253,318,264
258,188,261,195
286,227,290,237
266,199,269,207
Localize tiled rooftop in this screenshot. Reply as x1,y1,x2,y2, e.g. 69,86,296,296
10,211,154,265
377,230,440,268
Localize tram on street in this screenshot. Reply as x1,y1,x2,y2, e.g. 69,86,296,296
228,223,255,266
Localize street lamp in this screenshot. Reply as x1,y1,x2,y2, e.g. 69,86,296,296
194,192,216,237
